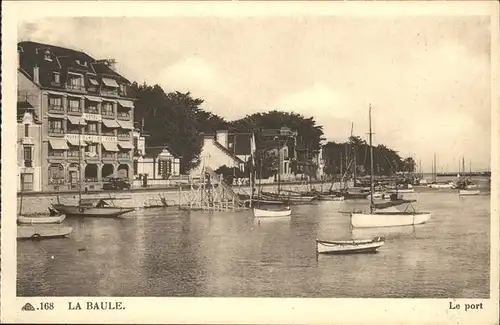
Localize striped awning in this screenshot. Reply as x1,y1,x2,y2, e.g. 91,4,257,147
102,77,119,88
117,99,134,108
67,116,87,125
85,95,102,102
66,137,87,147
48,139,69,150
117,120,134,130
118,142,134,149
102,119,120,128
102,142,119,152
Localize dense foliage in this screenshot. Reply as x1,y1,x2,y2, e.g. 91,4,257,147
323,136,415,177
132,82,412,176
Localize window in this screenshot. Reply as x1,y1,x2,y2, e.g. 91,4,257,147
68,99,81,112
24,124,29,137
48,96,62,109
52,72,60,84
23,146,32,161
86,123,98,134
119,84,127,95
133,137,138,148
48,119,63,133
21,173,34,191
44,50,52,62
86,102,98,114
48,164,65,184
102,102,114,116
85,144,98,157
118,131,129,139
48,143,64,157
76,59,87,67
67,73,84,90
67,146,80,157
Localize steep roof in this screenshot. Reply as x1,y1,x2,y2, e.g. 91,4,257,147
18,41,131,90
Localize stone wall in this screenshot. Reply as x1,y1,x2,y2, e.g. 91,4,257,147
17,181,347,215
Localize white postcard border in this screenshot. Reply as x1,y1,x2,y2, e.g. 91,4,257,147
2,1,499,324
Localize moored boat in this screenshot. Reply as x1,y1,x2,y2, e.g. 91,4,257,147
459,189,480,196
318,194,344,201
253,206,292,218
18,214,66,224
52,198,135,218
17,225,73,240
316,237,385,254
350,105,432,228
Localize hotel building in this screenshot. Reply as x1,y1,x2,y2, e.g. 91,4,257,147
17,41,135,192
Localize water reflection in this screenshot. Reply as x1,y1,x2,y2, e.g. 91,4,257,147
17,191,490,298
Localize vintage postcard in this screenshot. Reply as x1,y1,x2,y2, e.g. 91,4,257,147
1,1,499,324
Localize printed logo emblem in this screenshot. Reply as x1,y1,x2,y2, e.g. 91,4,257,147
21,303,36,311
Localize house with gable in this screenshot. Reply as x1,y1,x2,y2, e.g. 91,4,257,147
189,130,252,179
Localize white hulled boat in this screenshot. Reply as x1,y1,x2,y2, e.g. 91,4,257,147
253,206,292,218
350,105,432,228
316,237,385,254
459,189,480,196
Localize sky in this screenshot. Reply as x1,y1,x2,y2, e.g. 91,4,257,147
18,15,492,172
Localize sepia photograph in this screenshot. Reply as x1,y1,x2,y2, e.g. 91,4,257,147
2,1,499,324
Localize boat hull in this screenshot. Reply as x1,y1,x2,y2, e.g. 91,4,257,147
18,214,66,224
17,225,73,239
459,190,480,196
316,237,385,254
253,207,291,218
52,204,135,217
386,189,415,194
318,195,345,201
351,212,431,228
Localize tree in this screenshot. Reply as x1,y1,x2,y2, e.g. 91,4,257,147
132,83,205,173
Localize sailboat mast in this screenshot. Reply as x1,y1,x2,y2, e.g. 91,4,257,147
368,104,374,214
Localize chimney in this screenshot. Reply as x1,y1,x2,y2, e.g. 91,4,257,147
107,59,116,71
216,130,228,148
33,65,40,84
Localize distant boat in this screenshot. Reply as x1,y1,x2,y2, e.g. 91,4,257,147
316,237,385,254
17,225,73,240
52,198,135,218
318,194,345,201
459,189,480,196
350,105,432,228
428,182,454,189
253,206,292,218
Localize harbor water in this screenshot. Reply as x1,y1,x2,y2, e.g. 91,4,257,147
17,184,490,298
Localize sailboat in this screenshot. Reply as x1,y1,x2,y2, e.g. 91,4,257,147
350,105,432,228
252,137,292,219
51,126,135,218
17,183,72,239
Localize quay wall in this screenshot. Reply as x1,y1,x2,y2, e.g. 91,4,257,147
17,181,348,215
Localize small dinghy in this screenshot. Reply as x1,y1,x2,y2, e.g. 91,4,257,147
253,206,292,218
18,208,66,224
459,189,480,196
316,237,385,255
17,225,73,240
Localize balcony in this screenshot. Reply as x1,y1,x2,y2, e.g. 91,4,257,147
67,128,82,134
102,152,116,160
101,89,119,97
48,128,65,137
48,105,64,114
117,112,131,121
85,107,99,114
65,84,86,93
117,133,130,140
67,107,83,116
101,111,116,119
67,150,80,158
117,152,131,160
48,150,65,158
